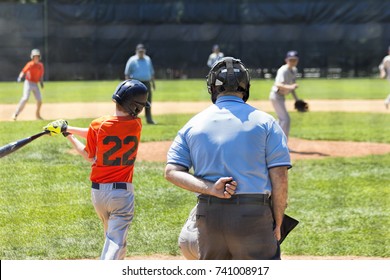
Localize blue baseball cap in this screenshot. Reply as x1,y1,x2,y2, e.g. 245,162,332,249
286,50,299,59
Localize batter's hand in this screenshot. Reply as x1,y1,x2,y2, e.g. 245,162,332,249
43,119,68,136
210,177,237,199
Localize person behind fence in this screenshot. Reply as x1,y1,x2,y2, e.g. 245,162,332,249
379,45,390,109
165,57,291,260
207,44,224,68
12,49,45,121
124,43,157,124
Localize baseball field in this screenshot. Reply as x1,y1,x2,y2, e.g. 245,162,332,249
0,78,389,260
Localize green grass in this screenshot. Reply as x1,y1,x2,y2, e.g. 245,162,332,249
284,155,390,257
0,113,389,259
0,78,389,103
290,112,390,143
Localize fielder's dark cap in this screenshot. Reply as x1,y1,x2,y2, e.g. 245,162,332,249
286,50,299,59
136,44,145,51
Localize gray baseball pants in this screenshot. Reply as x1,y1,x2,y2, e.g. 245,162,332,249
270,95,290,138
14,80,42,116
91,183,134,260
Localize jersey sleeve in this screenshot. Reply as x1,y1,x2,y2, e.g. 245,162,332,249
274,67,286,84
207,54,213,67
149,57,155,77
124,57,133,76
265,120,292,169
84,123,97,159
167,129,192,170
22,62,32,73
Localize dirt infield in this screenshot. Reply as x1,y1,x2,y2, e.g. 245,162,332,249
0,99,389,121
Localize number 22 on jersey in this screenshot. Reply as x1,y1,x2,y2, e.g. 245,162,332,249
102,135,138,166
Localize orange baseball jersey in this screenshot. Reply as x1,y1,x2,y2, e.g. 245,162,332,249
85,115,142,183
22,61,44,83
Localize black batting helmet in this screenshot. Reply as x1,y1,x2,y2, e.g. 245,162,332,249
112,80,149,117
206,57,250,103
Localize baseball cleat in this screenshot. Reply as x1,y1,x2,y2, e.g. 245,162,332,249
385,95,390,109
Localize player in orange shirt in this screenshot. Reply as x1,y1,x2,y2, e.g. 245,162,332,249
13,49,45,120
43,80,149,260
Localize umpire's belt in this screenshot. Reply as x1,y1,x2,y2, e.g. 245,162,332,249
197,194,270,205
92,182,134,191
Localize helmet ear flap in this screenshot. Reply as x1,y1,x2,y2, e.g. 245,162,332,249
207,59,226,103
206,69,216,103
112,80,148,116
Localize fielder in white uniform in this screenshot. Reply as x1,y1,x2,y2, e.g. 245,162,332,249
379,46,390,109
207,44,224,68
269,50,301,138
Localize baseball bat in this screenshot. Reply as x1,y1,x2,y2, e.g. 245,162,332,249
0,131,49,159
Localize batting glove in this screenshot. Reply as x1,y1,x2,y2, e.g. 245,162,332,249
17,77,21,82
43,119,68,136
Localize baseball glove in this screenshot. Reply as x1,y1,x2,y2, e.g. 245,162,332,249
294,99,309,112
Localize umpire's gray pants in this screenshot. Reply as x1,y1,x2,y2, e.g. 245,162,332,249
196,196,280,260
91,184,134,260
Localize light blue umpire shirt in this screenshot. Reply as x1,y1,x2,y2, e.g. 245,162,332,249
167,95,292,195
124,54,154,82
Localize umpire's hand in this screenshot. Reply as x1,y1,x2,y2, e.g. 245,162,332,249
210,177,237,199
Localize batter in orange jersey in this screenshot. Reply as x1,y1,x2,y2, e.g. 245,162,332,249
13,49,45,120
43,80,149,260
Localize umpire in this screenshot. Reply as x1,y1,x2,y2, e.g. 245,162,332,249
165,57,291,260
124,44,156,124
